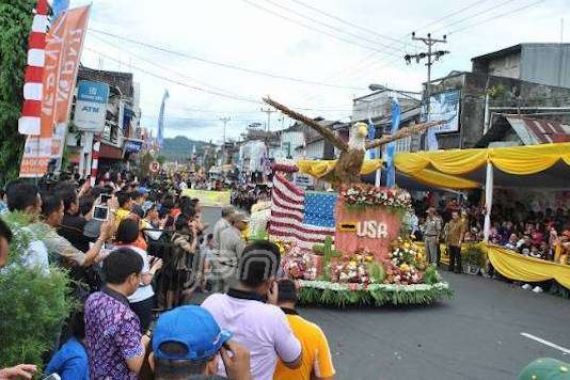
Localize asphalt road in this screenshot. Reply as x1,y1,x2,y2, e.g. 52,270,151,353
200,206,570,380
301,273,570,380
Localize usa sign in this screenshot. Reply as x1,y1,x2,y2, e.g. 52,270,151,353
74,80,109,132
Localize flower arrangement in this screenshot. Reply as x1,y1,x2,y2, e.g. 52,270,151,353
340,184,412,211
330,248,376,284
281,242,319,280
384,238,427,285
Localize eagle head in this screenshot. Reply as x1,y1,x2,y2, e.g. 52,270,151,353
348,122,368,150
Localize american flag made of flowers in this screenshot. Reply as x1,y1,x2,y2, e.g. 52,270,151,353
269,174,337,250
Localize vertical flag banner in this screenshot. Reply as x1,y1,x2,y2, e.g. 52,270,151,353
20,5,91,177
157,89,169,150
366,116,376,159
385,97,401,188
18,0,49,135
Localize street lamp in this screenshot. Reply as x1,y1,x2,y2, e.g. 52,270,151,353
368,84,421,100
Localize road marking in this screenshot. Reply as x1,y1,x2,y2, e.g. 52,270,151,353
521,332,570,355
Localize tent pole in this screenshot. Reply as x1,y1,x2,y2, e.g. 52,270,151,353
375,167,381,187
483,161,494,242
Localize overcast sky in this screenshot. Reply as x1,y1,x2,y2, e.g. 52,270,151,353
70,0,570,142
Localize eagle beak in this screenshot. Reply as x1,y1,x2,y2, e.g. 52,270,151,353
358,124,369,138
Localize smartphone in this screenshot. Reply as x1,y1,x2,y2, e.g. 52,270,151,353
43,374,61,380
93,205,109,221
100,194,112,203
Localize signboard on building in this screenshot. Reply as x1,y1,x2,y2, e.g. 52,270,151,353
423,90,460,133
74,80,110,132
124,139,143,154
293,173,314,188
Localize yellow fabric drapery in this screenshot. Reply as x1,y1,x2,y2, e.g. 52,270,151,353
297,159,382,179
394,142,570,189
483,244,570,289
489,144,568,175
405,169,481,189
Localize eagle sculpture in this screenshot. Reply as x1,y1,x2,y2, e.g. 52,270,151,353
264,97,445,186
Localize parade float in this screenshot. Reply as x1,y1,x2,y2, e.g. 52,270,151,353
257,98,453,307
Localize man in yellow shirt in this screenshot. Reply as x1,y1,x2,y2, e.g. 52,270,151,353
274,280,335,380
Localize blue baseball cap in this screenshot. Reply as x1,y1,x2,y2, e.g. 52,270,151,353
152,306,233,362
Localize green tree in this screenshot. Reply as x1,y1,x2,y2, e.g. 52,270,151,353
0,0,35,186
0,212,74,372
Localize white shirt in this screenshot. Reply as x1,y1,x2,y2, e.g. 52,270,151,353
120,245,155,303
202,293,301,380
14,226,50,276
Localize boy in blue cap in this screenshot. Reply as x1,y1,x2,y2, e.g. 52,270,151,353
149,305,252,380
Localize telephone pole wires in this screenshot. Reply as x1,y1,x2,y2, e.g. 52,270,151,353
405,33,449,116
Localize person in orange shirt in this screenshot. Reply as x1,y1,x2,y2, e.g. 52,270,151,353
274,280,335,380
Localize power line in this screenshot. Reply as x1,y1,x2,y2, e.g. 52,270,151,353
86,48,355,113
85,47,262,104
89,28,364,91
260,0,405,55
310,0,510,87
448,0,546,35
433,0,519,34
238,0,397,55
90,34,249,102
287,0,407,46
414,0,493,32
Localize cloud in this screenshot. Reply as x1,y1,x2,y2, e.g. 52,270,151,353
73,0,570,142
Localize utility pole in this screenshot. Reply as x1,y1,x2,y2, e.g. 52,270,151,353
220,117,230,167
260,107,276,142
405,32,449,118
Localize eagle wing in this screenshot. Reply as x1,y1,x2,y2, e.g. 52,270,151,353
365,120,446,150
263,97,348,153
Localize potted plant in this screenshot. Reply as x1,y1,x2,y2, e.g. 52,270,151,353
462,246,485,275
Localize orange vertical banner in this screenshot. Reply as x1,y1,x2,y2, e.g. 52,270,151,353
20,5,90,177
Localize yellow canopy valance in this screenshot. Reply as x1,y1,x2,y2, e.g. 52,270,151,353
395,142,570,189
294,143,570,189
297,159,382,179
483,244,570,290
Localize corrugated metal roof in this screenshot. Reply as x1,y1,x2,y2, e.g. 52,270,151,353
506,115,570,144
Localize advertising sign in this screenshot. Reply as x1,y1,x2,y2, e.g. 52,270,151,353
20,5,90,177
74,80,109,132
182,189,231,207
423,90,460,133
124,139,143,154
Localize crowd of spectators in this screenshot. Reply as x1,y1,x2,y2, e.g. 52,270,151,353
416,196,570,265
0,171,335,380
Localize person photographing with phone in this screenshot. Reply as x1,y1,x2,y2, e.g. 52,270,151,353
202,241,302,380
148,305,253,380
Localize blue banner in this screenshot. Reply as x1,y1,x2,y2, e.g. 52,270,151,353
157,90,169,149
386,97,401,188
367,117,376,159
52,0,70,22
